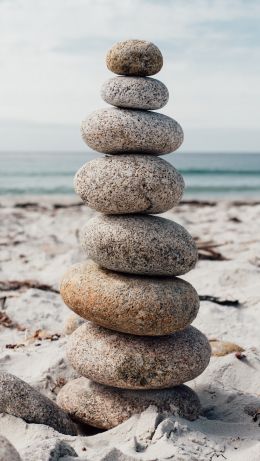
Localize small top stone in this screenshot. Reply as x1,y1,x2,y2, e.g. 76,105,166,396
106,40,163,76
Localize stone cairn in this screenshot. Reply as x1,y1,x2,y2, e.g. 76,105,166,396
57,40,211,430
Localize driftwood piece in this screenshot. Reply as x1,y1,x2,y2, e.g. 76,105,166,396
0,280,59,294
199,295,240,307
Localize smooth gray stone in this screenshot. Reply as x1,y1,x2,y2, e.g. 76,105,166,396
101,76,169,110
81,108,183,156
80,214,198,276
57,377,201,429
74,155,184,214
0,372,77,435
106,39,163,76
66,323,211,390
0,436,21,461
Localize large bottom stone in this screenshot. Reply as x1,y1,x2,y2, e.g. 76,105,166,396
57,377,201,429
67,322,211,389
60,261,200,336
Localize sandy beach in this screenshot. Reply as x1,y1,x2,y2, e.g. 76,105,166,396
0,196,259,459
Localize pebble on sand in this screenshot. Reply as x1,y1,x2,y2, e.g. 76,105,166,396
57,377,201,429
0,372,77,435
67,322,211,389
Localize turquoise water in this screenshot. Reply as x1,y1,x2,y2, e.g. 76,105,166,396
0,151,260,198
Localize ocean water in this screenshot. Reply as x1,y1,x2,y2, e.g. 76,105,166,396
0,151,260,198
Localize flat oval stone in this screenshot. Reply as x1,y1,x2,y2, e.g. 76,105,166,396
101,76,169,110
67,323,211,389
60,261,199,336
81,108,183,155
57,377,201,429
74,155,184,214
80,215,198,276
106,40,163,76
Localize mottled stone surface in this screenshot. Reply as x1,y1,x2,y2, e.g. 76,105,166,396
101,76,169,110
60,261,199,336
0,372,77,435
106,40,163,76
67,323,211,389
0,436,21,461
74,155,184,214
81,108,183,155
57,377,201,429
80,214,198,276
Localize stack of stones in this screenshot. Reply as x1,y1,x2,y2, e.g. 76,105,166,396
57,40,211,430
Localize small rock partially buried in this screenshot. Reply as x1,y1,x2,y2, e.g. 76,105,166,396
74,155,184,214
57,377,201,429
67,323,211,389
0,372,77,435
101,76,169,110
81,108,183,155
106,39,163,76
0,436,21,461
80,214,198,276
60,261,199,336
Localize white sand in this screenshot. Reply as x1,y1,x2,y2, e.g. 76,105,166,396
0,196,260,460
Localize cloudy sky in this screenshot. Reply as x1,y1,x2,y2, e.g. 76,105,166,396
0,0,260,152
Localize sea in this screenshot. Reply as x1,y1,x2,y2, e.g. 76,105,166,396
0,151,260,198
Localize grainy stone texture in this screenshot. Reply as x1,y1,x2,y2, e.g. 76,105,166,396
67,323,211,389
101,76,169,110
0,436,21,461
80,214,198,276
74,155,184,214
81,108,183,155
106,40,163,76
57,377,201,429
0,372,77,435
60,261,199,336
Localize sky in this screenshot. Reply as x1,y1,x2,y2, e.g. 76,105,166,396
0,0,260,153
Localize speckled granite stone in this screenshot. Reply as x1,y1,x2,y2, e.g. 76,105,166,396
0,436,21,461
60,261,199,336
57,377,201,429
67,323,211,389
106,40,163,76
0,372,77,435
80,214,197,276
81,108,183,155
101,76,169,110
74,155,184,214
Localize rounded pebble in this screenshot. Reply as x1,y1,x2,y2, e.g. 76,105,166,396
60,261,199,336
81,108,183,155
101,76,169,110
0,372,77,435
80,214,198,276
106,40,163,76
57,377,201,429
74,155,184,214
67,323,211,389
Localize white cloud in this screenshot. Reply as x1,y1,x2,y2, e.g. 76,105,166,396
0,0,260,151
